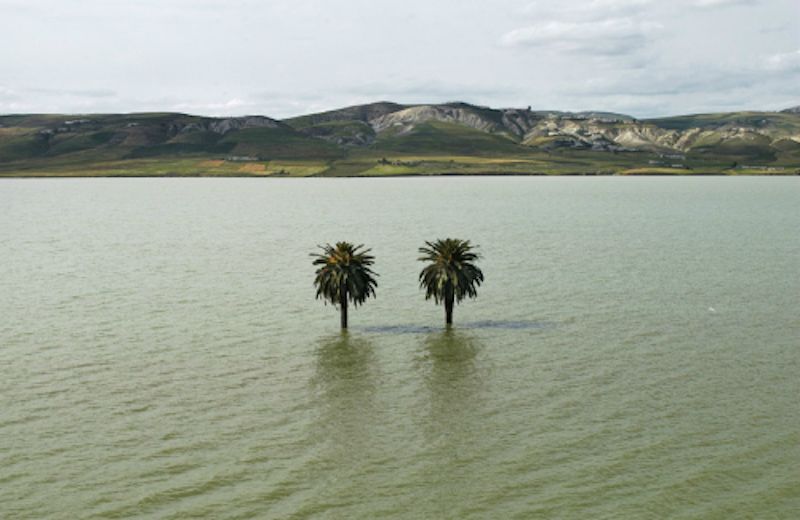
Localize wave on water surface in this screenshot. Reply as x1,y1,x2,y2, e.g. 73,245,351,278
361,319,556,335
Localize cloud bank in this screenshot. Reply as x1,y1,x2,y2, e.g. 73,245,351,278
0,0,797,118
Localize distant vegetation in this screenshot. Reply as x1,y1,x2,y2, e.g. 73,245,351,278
1,102,799,176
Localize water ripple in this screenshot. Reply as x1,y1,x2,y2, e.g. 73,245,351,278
1,178,798,519
361,319,556,334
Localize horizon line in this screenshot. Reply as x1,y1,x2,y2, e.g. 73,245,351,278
1,99,797,122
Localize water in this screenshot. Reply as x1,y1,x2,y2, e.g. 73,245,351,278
1,177,798,518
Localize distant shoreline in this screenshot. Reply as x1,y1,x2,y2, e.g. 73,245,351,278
2,106,799,179
1,171,797,179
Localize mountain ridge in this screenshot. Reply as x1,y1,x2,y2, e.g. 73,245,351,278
1,102,799,176
286,102,800,157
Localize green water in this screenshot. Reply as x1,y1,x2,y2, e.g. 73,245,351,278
1,177,799,519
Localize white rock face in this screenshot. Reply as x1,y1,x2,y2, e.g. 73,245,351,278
307,101,800,153
370,106,502,134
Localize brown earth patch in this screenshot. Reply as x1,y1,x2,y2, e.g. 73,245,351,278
198,160,225,167
238,163,267,173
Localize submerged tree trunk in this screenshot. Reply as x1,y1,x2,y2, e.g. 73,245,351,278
444,291,454,326
340,290,348,329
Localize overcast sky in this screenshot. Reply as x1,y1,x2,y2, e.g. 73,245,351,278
0,0,797,118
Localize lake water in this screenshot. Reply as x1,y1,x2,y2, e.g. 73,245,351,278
1,177,799,518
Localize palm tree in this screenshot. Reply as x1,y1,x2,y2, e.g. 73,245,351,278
311,242,378,329
418,238,484,326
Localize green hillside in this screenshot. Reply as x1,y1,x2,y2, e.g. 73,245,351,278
1,103,799,176
646,112,800,132
372,121,525,155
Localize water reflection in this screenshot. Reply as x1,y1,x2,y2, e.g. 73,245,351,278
310,333,379,455
421,328,481,368
465,319,555,331
416,330,487,447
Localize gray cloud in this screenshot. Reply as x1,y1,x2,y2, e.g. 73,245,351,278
28,87,117,98
0,86,21,101
346,81,521,102
759,23,791,34
0,0,797,118
561,52,800,117
522,0,655,20
691,0,757,8
501,18,662,55
766,49,800,72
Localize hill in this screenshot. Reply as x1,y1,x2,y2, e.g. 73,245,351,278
1,102,799,176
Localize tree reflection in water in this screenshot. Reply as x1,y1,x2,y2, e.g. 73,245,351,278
310,333,380,456
417,329,489,442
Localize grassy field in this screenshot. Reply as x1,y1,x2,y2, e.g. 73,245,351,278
3,151,796,178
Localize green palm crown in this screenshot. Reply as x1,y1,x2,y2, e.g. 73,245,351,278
311,242,378,308
418,238,484,304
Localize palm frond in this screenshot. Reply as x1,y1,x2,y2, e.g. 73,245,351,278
311,242,378,307
417,238,483,304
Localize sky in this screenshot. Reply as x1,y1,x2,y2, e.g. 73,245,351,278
0,0,797,118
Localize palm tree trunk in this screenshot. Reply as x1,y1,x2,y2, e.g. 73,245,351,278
445,292,454,326
340,291,348,329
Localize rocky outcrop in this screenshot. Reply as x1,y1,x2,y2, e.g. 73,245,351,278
500,109,543,137
367,104,656,149
208,116,281,134
302,122,376,146
370,105,504,134
291,101,766,153
516,113,800,153
292,102,405,127
169,116,282,136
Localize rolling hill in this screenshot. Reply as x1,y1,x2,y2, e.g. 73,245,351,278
1,102,799,176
